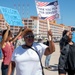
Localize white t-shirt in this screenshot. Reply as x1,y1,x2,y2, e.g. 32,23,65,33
11,42,48,75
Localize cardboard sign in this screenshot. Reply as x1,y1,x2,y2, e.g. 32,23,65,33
0,6,23,26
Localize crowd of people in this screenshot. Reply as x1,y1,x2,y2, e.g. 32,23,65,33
0,23,75,75
0,23,55,75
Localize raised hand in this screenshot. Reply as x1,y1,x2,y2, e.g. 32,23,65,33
5,23,10,30
48,29,53,37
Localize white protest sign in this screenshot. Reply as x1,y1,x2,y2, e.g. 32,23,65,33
35,1,60,20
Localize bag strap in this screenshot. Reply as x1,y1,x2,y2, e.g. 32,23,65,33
25,45,44,75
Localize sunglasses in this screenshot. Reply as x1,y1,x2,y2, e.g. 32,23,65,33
25,35,34,38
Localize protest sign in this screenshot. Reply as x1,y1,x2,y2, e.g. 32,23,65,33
35,1,60,21
0,6,23,26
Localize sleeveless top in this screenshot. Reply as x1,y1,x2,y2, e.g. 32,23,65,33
2,42,14,65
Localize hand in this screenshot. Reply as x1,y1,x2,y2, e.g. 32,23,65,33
22,26,27,31
48,29,53,37
19,26,27,32
21,26,28,37
6,23,10,30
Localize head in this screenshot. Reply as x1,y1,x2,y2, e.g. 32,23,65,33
62,30,68,37
23,28,34,46
62,30,72,42
67,31,72,42
2,30,12,41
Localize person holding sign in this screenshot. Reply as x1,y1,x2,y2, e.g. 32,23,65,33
7,28,55,75
0,24,23,75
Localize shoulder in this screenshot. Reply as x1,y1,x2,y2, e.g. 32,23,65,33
13,46,23,55
32,42,47,51
1,42,7,49
14,46,23,52
62,44,69,50
15,46,22,50
33,42,47,46
61,44,69,53
73,42,75,45
13,46,27,57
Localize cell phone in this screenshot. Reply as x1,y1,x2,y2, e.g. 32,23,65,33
71,27,75,31
72,32,75,42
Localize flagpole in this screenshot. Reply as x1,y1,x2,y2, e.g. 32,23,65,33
47,20,52,41
47,19,50,30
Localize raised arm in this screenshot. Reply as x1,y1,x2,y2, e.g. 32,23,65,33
11,26,27,44
1,24,10,47
60,31,70,50
11,27,23,44
44,30,55,55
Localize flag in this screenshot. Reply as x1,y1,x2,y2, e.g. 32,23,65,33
35,1,60,21
37,2,49,7
45,15,55,20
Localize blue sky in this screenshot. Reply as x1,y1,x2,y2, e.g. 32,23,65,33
0,0,75,26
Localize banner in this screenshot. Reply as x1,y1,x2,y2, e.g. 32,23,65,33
0,6,23,26
35,1,60,21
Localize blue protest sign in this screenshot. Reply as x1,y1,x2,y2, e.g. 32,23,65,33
0,6,23,26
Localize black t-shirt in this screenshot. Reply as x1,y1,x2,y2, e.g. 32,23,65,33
66,43,75,70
